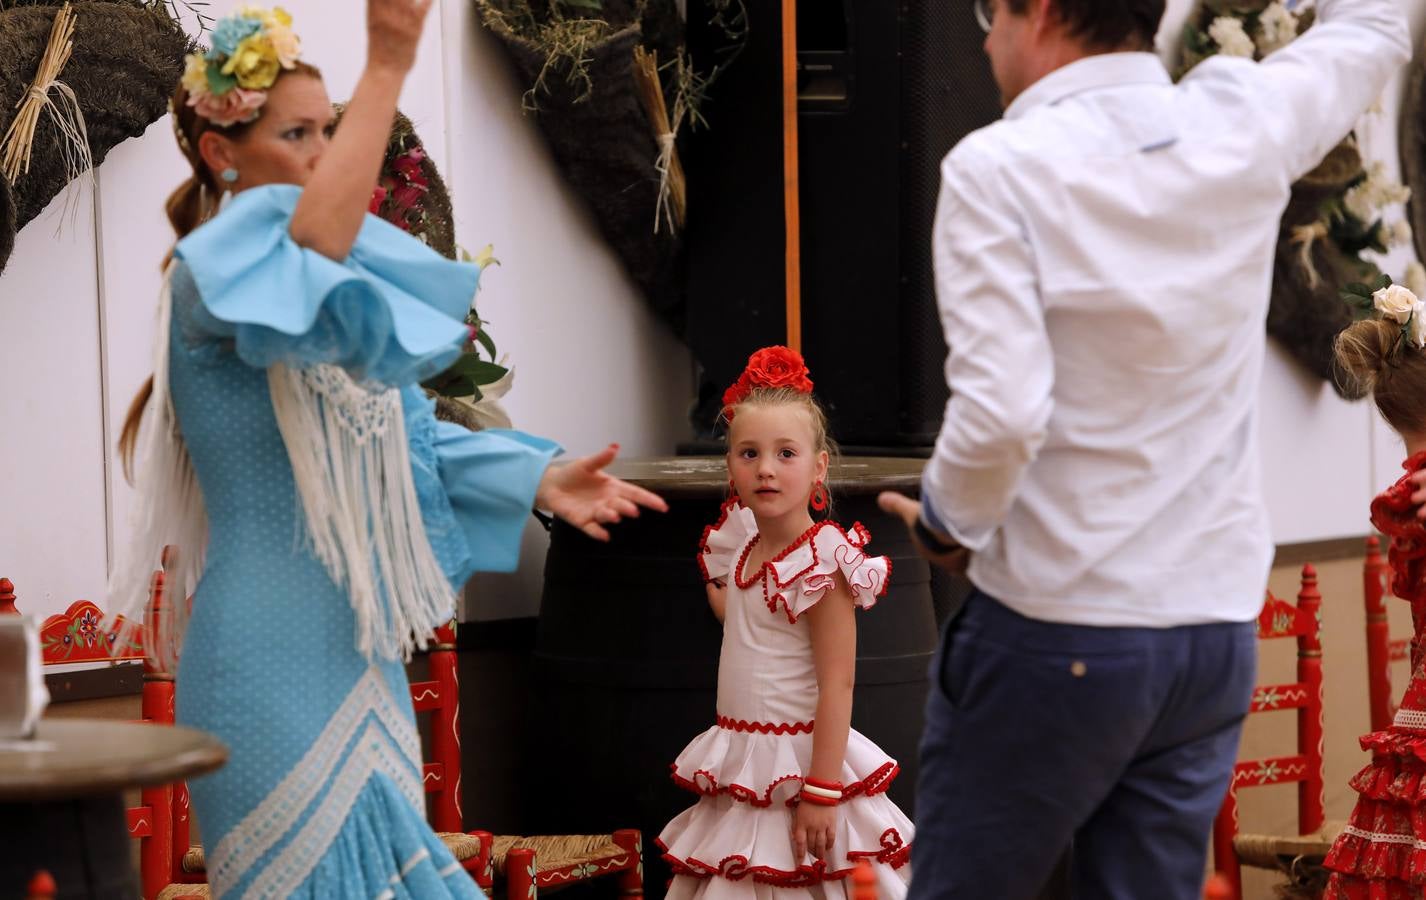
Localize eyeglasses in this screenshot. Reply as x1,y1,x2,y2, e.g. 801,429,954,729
974,0,995,33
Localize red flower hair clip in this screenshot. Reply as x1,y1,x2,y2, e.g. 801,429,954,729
722,346,815,418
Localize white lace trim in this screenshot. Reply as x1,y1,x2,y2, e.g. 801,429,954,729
270,363,458,662
243,720,421,898
209,667,421,892
1393,708,1426,730
1341,825,1426,849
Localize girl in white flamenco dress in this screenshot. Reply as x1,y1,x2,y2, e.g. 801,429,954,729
657,347,914,900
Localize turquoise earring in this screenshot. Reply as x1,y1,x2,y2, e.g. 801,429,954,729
220,168,239,185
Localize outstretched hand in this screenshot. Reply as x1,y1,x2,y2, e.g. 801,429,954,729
537,444,669,542
877,491,970,573
367,0,434,75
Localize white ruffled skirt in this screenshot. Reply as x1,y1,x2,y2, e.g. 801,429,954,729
657,724,913,900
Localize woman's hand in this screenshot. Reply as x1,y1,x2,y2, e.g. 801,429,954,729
536,444,669,541
367,0,434,75
792,801,838,861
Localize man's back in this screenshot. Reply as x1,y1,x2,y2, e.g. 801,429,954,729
922,0,1409,626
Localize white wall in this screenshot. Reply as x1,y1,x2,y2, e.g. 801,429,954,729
0,0,691,623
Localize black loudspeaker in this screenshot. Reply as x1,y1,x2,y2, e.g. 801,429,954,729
684,0,1001,446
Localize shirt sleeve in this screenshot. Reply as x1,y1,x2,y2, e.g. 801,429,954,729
921,146,1053,552
1218,0,1410,184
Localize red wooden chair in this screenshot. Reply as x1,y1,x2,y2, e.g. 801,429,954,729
163,622,643,899
1364,535,1410,733
2,572,182,900
1209,564,1329,900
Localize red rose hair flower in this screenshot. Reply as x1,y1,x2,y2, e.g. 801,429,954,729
722,346,815,418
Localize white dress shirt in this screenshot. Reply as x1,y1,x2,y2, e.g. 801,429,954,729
920,0,1409,627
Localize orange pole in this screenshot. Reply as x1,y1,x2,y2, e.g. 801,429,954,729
781,0,801,352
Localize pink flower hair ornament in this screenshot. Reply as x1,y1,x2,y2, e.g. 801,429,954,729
182,6,302,128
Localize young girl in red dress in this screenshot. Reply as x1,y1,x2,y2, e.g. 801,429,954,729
657,347,913,900
1325,285,1426,898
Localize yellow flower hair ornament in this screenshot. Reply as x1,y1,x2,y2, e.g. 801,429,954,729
183,6,301,127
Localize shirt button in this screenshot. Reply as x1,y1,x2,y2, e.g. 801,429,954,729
1070,660,1087,677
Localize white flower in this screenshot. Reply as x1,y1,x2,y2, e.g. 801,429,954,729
1406,261,1426,300
1255,2,1298,55
1381,179,1412,207
1392,220,1414,247
1344,183,1377,223
1208,17,1256,58
1377,222,1394,247
1411,309,1426,349
1374,284,1422,325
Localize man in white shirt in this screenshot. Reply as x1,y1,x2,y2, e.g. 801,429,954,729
876,0,1409,896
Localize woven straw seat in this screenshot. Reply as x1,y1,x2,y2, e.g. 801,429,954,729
1231,821,1344,899
1232,820,1344,867
179,830,487,874
437,831,485,862
156,884,209,900
490,834,624,875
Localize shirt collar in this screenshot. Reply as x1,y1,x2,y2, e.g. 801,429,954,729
1004,52,1171,121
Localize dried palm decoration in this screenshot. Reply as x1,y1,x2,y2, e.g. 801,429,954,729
0,3,89,189
0,1,191,274
632,44,685,233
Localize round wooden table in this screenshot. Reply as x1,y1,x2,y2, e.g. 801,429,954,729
0,719,227,899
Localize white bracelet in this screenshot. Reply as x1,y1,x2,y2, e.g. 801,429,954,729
801,783,842,800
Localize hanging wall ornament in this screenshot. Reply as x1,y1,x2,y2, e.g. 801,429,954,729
1399,48,1426,282
471,0,744,336
0,176,14,275
336,105,459,259
343,103,514,431
0,0,190,275
1179,0,1412,398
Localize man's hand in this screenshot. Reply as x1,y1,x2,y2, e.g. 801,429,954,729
877,492,970,573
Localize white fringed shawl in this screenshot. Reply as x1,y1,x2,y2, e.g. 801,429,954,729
107,265,457,670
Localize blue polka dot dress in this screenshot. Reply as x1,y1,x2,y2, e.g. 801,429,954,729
155,185,557,898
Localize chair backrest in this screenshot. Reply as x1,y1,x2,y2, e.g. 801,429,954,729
3,569,179,900
1364,536,1410,732
1209,564,1325,900
410,622,464,834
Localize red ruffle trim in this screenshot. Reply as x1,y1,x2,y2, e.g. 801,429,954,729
697,498,742,583
735,521,844,590
1322,728,1426,891
731,521,889,625
657,828,911,887
1324,818,1425,889
670,762,900,808
1371,453,1426,606
716,716,814,735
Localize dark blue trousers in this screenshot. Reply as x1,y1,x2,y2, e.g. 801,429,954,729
908,590,1257,900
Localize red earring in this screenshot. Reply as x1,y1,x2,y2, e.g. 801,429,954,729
810,481,828,512
728,478,739,502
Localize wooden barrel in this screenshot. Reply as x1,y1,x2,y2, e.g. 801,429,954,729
524,457,938,897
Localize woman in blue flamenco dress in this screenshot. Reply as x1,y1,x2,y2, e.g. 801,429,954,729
107,2,666,897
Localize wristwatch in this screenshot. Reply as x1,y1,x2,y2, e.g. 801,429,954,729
914,516,961,556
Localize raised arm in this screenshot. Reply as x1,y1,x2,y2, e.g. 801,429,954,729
1233,0,1409,183
288,0,433,259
